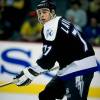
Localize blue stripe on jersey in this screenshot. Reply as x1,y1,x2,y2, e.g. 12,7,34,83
43,60,100,79
60,66,98,81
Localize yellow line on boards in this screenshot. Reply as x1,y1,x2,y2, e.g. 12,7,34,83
0,83,45,94
88,87,100,98
0,83,100,98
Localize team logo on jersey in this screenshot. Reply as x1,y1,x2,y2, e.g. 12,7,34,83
44,28,57,41
46,29,53,38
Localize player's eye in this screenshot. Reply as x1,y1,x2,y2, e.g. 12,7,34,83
37,11,41,16
42,11,47,14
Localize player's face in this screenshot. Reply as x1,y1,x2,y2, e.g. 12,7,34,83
36,8,53,24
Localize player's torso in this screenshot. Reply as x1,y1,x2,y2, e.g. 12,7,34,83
42,16,95,68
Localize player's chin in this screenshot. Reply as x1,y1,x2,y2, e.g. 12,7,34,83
39,21,44,24
40,20,47,24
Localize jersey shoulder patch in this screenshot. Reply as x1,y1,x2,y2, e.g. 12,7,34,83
43,16,61,41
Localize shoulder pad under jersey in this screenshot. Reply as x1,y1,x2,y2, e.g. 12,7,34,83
43,16,61,41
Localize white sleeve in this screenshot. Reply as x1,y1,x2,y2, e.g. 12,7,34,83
29,63,46,74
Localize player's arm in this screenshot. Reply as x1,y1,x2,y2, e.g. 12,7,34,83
14,23,57,86
36,21,57,70
14,40,56,86
14,50,56,87
36,43,57,70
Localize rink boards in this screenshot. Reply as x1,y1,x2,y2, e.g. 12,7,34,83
0,41,100,98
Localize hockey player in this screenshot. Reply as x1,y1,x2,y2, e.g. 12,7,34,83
14,0,98,100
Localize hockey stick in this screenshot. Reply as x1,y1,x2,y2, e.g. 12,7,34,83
0,79,18,87
0,66,59,87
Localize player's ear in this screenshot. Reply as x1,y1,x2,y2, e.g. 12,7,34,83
51,9,55,16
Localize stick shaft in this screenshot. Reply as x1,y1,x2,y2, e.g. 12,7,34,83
0,79,18,87
0,82,13,87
